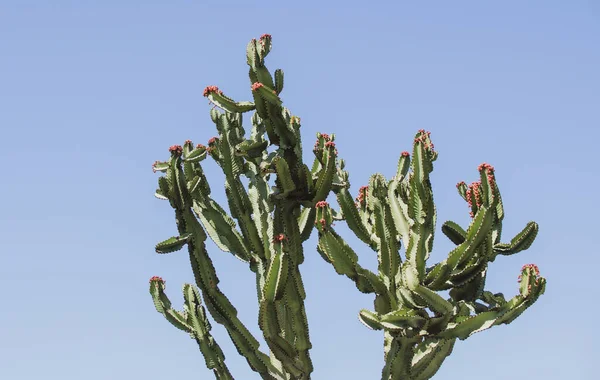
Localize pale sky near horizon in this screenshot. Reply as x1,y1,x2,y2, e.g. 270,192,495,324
1,1,598,379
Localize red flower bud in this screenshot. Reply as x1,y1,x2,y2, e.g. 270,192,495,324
478,162,495,172
203,85,222,97
169,145,183,155
316,201,328,208
251,82,264,91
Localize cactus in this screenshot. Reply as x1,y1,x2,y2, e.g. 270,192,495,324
148,35,546,380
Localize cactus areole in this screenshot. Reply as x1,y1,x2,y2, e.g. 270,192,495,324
148,35,546,380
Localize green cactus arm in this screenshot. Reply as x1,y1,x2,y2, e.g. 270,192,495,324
335,187,374,246
375,197,402,291
494,221,538,256
235,139,269,159
149,277,193,333
404,132,437,279
425,205,493,290
449,268,488,303
183,284,235,380
359,308,428,331
224,178,266,259
155,233,192,254
206,112,267,260
263,243,290,302
273,157,296,197
316,230,363,287
179,210,283,378
298,207,316,242
192,200,250,261
440,265,546,340
247,170,275,260
382,334,419,380
183,144,208,163
441,220,466,245
388,177,411,251
311,138,337,203
258,300,305,378
205,90,256,114
153,160,170,173
284,266,314,374
274,69,284,94
411,338,456,380
254,83,282,106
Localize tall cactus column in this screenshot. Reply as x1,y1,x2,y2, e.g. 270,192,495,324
149,35,341,380
316,130,546,379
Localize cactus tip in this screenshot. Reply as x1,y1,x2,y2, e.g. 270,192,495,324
203,85,222,97
478,162,495,172
518,264,541,283
169,145,183,155
149,276,164,284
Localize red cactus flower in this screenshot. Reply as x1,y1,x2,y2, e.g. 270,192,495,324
325,141,336,148
169,145,183,155
149,276,164,283
260,34,272,40
203,85,222,97
208,137,218,145
184,139,192,145
320,133,330,141
316,201,328,208
518,264,540,283
456,181,466,188
478,162,495,172
355,185,369,205
273,233,287,243
401,151,410,157
251,82,264,91
196,144,205,149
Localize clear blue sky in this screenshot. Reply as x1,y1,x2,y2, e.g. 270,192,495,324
1,1,598,379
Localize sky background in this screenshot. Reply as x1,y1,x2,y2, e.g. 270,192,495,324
1,1,598,379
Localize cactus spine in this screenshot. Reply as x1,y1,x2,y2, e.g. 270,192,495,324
149,36,546,380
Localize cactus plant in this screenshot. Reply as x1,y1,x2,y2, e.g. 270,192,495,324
148,35,546,380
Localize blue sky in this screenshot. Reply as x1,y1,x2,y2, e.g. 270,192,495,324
1,1,598,379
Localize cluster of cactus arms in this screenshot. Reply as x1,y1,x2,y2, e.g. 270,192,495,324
148,35,546,380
